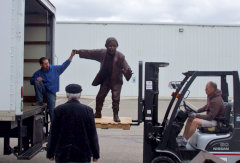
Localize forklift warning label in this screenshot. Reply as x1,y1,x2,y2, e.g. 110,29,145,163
236,116,240,122
146,81,153,90
145,117,152,120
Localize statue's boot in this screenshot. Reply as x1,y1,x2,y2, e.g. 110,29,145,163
94,109,102,118
113,109,120,122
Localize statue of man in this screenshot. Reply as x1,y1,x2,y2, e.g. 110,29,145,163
73,37,132,122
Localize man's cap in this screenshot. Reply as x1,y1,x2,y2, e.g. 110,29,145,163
65,84,82,94
105,37,118,47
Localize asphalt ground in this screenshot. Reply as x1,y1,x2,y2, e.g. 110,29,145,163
0,97,205,163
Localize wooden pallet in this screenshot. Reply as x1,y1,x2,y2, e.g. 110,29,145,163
95,117,132,130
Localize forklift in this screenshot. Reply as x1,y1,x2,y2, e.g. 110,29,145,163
132,61,240,163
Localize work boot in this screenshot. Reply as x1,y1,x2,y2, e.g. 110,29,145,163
113,110,121,122
94,110,102,118
32,101,43,106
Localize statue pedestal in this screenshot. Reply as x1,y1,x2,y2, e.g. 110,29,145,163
95,117,132,130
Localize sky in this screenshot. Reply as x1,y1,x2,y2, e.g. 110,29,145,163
50,0,240,24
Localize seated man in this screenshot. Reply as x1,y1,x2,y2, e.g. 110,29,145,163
178,81,225,146
30,51,75,120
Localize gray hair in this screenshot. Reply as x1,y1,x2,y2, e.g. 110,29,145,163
66,93,81,99
208,81,217,91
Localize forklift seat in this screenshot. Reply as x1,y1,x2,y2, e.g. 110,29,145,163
199,102,232,134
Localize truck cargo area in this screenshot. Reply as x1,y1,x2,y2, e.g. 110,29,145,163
23,0,54,103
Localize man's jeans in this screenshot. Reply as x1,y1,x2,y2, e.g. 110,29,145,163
34,80,56,121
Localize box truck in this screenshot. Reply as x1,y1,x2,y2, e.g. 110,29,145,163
0,0,55,159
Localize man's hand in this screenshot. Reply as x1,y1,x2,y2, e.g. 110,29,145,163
49,157,54,161
188,112,196,118
69,50,78,61
93,158,98,162
37,77,43,81
72,49,79,54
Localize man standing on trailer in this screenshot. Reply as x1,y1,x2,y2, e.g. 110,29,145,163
178,81,225,146
73,37,132,122
30,51,75,121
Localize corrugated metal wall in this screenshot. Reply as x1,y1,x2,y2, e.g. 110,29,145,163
55,22,240,97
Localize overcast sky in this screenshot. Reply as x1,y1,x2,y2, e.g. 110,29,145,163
51,0,240,24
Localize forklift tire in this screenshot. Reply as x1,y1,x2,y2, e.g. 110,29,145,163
151,156,175,163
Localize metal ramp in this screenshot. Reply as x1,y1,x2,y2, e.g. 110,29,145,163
17,143,43,160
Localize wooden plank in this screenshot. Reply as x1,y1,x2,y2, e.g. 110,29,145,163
23,96,36,102
95,117,132,130
24,77,31,80
24,41,50,45
24,59,39,63
25,23,50,27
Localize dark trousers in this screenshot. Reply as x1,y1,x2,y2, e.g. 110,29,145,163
34,80,56,121
95,81,122,112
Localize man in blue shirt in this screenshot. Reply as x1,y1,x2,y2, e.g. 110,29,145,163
30,51,75,120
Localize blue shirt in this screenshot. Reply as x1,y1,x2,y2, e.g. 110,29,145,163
30,60,71,94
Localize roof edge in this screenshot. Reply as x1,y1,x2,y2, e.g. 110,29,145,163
56,21,240,27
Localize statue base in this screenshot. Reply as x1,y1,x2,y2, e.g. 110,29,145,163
95,117,132,130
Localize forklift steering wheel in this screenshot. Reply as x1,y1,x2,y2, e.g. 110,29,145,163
183,101,197,113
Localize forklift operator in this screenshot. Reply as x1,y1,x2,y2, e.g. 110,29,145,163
179,81,225,146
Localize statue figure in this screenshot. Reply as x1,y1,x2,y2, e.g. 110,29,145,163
73,37,132,122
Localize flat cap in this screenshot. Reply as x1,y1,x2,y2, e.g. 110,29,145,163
65,84,82,94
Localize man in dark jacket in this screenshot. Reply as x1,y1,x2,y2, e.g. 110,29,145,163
73,37,132,122
178,81,225,146
47,84,100,163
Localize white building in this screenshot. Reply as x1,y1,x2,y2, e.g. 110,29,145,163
55,22,240,98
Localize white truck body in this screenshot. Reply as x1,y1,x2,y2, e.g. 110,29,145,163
0,0,25,119
0,0,55,159
0,0,55,120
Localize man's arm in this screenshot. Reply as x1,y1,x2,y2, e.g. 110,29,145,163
87,108,100,160
68,50,76,62
30,73,37,85
30,71,41,85
74,49,103,62
55,51,75,75
196,104,207,113
196,101,220,120
46,109,60,159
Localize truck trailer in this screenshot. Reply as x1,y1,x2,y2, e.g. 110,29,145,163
0,0,55,159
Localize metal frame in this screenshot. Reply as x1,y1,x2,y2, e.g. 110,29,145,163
157,71,240,151
1,105,49,159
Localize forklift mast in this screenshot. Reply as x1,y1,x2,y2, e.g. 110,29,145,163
137,62,169,163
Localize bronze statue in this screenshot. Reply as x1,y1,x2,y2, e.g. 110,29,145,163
73,37,132,122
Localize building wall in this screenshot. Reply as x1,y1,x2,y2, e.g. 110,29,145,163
55,22,240,97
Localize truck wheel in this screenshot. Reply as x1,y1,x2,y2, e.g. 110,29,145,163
151,156,175,163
